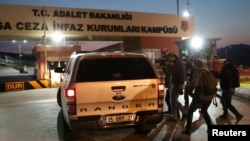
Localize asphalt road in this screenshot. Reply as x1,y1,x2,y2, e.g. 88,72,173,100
0,65,36,88
0,88,250,141
0,65,34,76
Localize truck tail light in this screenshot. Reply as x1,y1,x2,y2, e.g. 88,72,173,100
158,83,164,108
65,88,76,115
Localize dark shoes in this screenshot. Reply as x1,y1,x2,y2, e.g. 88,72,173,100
183,105,189,110
219,114,228,119
182,130,191,135
236,114,243,123
220,114,243,123
165,117,179,124
163,111,171,115
167,117,178,122
181,114,187,121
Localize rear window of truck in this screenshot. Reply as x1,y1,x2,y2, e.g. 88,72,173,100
75,57,157,82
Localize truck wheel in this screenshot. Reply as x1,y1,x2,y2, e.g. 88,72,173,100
134,125,152,135
57,88,62,107
57,110,76,141
134,117,153,135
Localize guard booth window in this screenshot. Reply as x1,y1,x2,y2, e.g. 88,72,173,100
48,61,67,70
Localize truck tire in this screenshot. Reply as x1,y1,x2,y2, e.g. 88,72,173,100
134,125,152,135
57,88,62,107
57,109,76,141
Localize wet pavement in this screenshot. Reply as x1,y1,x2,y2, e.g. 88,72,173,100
0,65,34,76
0,65,250,140
0,87,250,141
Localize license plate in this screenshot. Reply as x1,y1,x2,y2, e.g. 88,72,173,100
104,114,134,124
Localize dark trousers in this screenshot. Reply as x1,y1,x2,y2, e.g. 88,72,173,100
170,85,187,120
184,78,193,110
221,88,241,117
184,91,189,109
185,98,212,132
165,88,171,112
184,85,192,109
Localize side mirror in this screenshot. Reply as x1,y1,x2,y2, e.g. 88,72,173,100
54,67,65,73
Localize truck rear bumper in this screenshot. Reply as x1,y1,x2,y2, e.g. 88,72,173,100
69,110,164,132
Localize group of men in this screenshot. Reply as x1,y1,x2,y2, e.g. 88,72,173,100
162,52,243,135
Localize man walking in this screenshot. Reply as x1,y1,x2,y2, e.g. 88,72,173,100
162,55,173,114
182,59,216,135
166,52,187,122
219,58,243,123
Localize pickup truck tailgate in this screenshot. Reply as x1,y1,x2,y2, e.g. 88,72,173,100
75,79,159,116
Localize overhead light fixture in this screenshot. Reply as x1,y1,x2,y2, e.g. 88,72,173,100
52,32,65,45
183,0,191,17
183,11,191,17
190,36,203,50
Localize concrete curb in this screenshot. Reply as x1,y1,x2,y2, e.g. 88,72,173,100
235,88,250,101
0,79,49,92
217,87,250,101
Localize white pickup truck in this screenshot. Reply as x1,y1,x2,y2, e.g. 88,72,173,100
55,51,164,136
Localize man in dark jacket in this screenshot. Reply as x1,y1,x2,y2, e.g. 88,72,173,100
166,52,187,122
182,59,214,135
162,56,173,114
219,58,243,123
